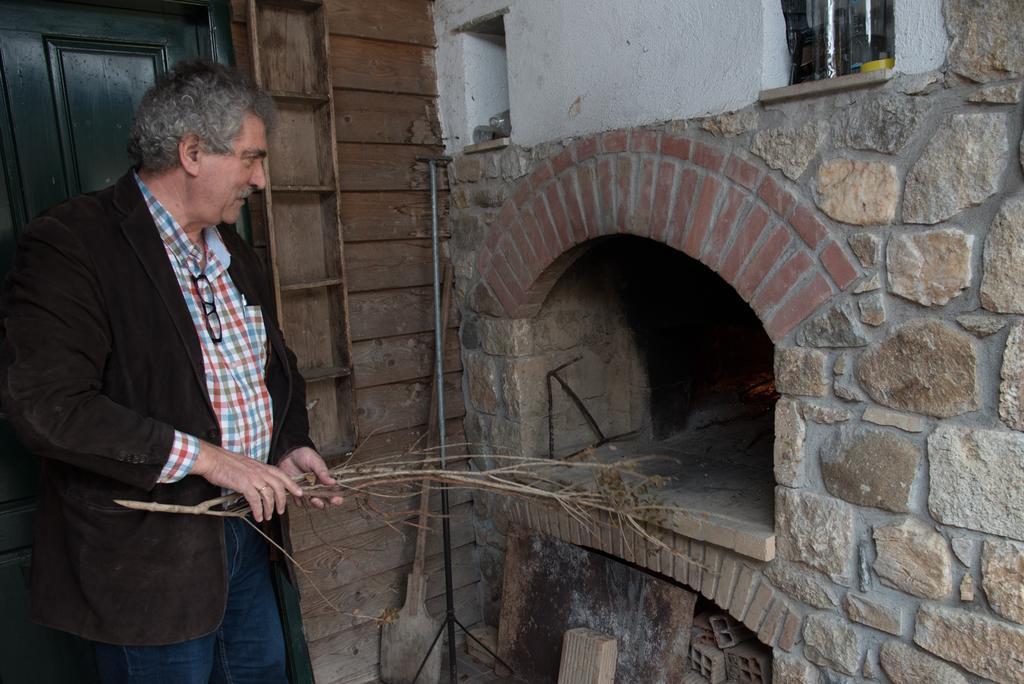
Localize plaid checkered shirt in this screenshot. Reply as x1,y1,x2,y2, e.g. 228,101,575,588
135,174,274,483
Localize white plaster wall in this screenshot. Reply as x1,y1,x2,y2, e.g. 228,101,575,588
894,0,947,75
762,1,791,93
433,1,946,150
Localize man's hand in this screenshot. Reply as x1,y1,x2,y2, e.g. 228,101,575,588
279,447,344,510
191,441,303,522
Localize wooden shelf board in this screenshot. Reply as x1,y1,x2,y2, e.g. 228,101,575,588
267,89,331,105
257,0,322,11
269,184,335,193
301,365,353,382
280,277,345,292
462,137,510,155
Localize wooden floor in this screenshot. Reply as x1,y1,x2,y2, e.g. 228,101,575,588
363,648,529,684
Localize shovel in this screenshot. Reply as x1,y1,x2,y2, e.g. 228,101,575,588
379,478,442,683
380,264,453,683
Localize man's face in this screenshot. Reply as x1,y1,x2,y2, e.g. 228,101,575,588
196,112,268,226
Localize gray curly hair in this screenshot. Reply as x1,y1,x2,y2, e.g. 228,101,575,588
127,60,276,172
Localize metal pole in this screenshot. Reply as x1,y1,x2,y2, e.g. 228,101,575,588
419,154,456,683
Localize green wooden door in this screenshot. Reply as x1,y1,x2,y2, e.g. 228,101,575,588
0,2,228,681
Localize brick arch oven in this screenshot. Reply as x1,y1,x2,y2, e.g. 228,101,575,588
450,25,1024,679
457,128,865,680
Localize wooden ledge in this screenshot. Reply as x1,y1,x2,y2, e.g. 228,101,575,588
463,137,510,155
759,69,893,104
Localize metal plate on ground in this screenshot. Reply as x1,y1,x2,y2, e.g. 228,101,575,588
497,526,696,683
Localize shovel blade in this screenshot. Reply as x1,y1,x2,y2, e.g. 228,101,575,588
380,575,442,684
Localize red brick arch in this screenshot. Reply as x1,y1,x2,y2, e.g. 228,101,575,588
475,128,862,341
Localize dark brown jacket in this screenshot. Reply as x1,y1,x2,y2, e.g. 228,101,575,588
0,172,313,645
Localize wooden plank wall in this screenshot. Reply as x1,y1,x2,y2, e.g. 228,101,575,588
230,2,477,682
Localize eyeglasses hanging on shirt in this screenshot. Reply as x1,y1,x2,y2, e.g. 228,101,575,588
190,273,223,344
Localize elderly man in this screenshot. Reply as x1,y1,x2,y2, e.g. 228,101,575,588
0,60,336,682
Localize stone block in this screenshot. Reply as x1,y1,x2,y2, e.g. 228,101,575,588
956,314,1006,337
856,320,979,418
981,197,1024,313
861,406,924,433
776,489,854,584
453,154,484,183
464,351,502,414
774,398,807,487
857,293,885,327
499,147,532,181
468,282,505,317
834,93,922,154
802,613,862,676
488,415,522,456
820,428,919,513
479,317,534,356
750,121,827,181
903,113,1008,224
844,593,902,635
914,603,1024,683
873,517,953,599
887,228,973,306
947,0,1024,82
701,109,758,137
800,403,850,424
502,356,549,419
852,272,881,294
950,536,975,567
959,574,975,602
847,232,880,268
879,640,968,684
471,184,508,208
928,425,1024,541
981,539,1024,624
796,304,867,348
816,159,898,225
775,347,828,397
764,560,839,610
969,82,1024,103
1000,321,1024,430
773,652,819,684
833,381,864,402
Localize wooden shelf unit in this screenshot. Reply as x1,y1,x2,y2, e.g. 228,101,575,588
247,0,356,456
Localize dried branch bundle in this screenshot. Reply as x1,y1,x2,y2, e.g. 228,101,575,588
115,452,676,552
115,451,711,619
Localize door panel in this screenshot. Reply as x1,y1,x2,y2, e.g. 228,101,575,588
0,0,203,222
48,40,164,193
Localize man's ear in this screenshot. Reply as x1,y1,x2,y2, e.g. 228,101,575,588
179,134,202,177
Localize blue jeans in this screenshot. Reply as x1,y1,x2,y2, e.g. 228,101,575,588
93,517,287,684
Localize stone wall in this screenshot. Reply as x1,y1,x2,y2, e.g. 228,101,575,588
446,4,1024,683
